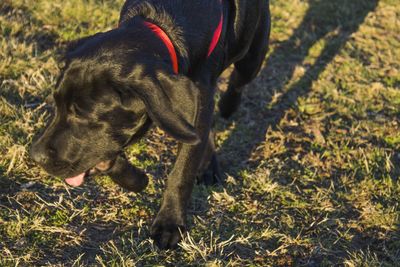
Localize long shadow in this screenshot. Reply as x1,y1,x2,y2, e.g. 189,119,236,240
217,0,379,175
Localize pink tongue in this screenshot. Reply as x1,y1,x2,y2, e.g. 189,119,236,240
65,172,85,187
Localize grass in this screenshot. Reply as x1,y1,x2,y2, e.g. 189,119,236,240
1,0,399,265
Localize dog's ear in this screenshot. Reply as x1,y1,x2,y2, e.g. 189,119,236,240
122,68,200,144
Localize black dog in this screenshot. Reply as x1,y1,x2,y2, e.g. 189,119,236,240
30,0,271,249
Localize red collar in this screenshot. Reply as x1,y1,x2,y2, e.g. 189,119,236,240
144,21,179,74
207,0,224,57
143,3,223,74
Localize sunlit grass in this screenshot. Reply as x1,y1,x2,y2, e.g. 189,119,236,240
1,0,399,265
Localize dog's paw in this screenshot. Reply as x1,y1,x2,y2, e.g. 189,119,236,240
107,155,148,192
150,215,186,249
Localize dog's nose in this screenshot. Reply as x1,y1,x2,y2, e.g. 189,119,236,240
30,145,55,165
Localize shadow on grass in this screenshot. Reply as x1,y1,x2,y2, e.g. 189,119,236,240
212,0,382,263
217,0,379,176
0,168,21,196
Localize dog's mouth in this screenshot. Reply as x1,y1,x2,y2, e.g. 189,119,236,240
64,160,114,187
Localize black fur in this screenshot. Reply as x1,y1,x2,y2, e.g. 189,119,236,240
30,0,271,249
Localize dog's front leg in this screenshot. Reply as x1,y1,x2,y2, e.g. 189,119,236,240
150,92,214,249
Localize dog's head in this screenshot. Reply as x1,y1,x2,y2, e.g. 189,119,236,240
30,30,199,186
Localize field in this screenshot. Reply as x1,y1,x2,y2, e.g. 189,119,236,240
1,0,399,265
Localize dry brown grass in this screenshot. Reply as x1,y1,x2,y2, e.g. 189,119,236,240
1,0,399,265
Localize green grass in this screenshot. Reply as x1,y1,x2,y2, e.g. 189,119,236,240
1,0,399,265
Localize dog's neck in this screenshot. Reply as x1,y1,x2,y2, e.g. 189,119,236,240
119,3,190,73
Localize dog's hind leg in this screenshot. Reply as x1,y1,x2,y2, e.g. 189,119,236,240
218,6,271,119
196,131,222,185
